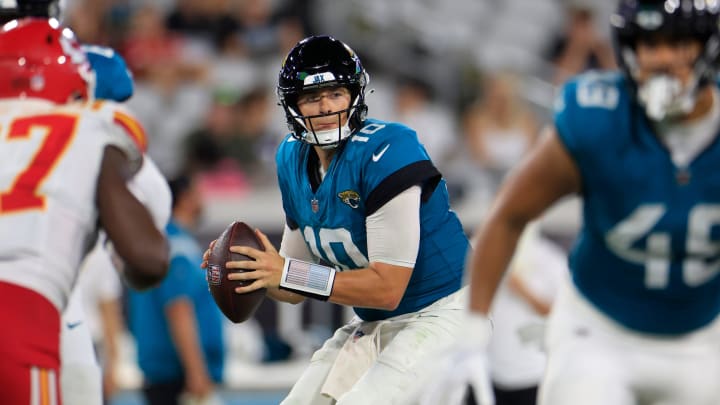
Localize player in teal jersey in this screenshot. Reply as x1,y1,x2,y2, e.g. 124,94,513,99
202,35,470,404
422,1,720,405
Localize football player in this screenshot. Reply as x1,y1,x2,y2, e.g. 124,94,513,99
201,35,470,404
0,18,168,405
0,3,170,404
422,1,720,405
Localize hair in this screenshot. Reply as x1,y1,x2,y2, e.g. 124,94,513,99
167,174,193,210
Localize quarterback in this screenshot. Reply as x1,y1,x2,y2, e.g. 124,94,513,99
203,35,470,405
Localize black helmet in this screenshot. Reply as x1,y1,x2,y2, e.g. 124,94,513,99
277,35,368,146
611,0,720,87
0,0,59,23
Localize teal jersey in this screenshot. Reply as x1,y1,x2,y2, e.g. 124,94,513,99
276,119,469,321
555,71,720,335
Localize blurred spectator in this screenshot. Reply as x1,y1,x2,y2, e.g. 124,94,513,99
122,4,212,178
220,0,304,57
122,5,207,93
184,85,278,192
127,174,225,405
547,5,616,84
462,72,539,187
165,0,238,53
64,0,108,44
392,76,458,171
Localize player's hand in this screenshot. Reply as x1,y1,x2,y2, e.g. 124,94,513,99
226,229,284,292
184,369,214,399
102,368,117,401
200,239,216,269
417,313,494,405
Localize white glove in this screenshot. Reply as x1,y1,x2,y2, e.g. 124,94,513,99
418,313,494,405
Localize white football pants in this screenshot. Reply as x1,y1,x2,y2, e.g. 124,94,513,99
281,287,467,405
61,287,103,405
540,281,720,405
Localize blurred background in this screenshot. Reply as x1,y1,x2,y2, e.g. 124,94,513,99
59,0,619,403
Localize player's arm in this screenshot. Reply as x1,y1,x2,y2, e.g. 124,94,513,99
230,186,420,310
165,297,214,397
469,126,580,315
98,294,122,398
266,225,310,304
326,186,419,310
97,146,169,290
507,273,552,316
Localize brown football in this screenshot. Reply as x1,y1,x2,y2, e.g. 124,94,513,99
206,221,266,323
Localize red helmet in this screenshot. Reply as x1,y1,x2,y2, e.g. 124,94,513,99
0,17,91,103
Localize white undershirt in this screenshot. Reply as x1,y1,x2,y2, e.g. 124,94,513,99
279,186,422,268
656,88,720,168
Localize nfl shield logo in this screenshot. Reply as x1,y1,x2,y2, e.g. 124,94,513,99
311,198,319,213
207,265,222,285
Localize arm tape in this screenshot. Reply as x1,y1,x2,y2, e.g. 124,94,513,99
279,258,336,301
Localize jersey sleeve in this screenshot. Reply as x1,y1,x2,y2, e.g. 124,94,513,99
361,123,441,215
155,255,197,305
553,72,626,166
275,135,301,230
90,100,146,172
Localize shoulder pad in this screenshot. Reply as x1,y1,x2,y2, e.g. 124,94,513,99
86,100,148,154
556,71,626,114
85,101,145,172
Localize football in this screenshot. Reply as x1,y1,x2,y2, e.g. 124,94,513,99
206,221,267,323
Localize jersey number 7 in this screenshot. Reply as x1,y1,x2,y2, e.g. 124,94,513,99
1,114,78,214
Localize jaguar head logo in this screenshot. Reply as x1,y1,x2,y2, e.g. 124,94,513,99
338,190,361,209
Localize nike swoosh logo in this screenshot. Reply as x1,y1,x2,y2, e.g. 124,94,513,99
372,144,390,162
66,321,83,329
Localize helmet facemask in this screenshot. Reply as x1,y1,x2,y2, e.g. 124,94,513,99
280,79,368,148
611,0,720,121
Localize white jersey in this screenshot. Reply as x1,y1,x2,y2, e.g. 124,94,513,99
0,98,141,312
59,102,168,405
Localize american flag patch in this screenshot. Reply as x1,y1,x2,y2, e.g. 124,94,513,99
286,260,329,290
207,264,222,286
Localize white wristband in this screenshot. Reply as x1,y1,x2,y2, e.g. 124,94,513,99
279,258,336,300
